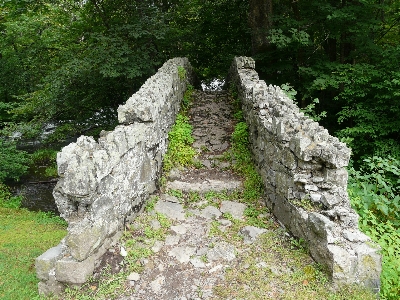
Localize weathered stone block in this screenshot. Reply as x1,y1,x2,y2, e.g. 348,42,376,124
55,256,95,284
324,167,348,186
35,243,64,281
66,219,108,261
38,272,65,296
353,243,382,292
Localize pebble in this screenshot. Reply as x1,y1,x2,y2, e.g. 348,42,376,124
127,272,140,281
120,246,127,257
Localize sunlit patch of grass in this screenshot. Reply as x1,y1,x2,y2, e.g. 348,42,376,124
0,207,67,300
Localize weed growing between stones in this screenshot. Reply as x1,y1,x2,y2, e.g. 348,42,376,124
224,92,264,203
167,189,184,199
177,66,186,80
162,83,197,174
162,114,196,173
291,195,321,212
182,84,194,112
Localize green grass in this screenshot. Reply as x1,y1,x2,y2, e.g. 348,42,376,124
0,207,67,300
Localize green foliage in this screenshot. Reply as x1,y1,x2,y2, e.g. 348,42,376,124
0,0,168,141
145,196,158,212
349,156,400,299
0,139,30,182
167,0,251,81
163,114,196,172
177,66,186,80
243,206,271,229
31,148,57,165
231,121,263,202
349,156,400,226
280,83,298,100
168,189,184,199
30,148,58,178
300,98,327,122
182,84,194,112
281,83,326,122
254,0,400,162
0,183,22,208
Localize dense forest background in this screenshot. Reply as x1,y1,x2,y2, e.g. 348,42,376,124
1,0,399,166
0,0,399,298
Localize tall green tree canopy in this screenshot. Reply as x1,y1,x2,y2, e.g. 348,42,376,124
251,0,400,161
0,0,399,163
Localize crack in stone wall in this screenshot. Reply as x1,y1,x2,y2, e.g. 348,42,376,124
228,56,381,292
35,58,194,295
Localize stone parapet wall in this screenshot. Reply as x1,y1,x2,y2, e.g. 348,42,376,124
228,56,381,291
36,58,194,295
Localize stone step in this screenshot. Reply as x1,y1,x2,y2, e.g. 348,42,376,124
166,169,242,194
166,178,242,194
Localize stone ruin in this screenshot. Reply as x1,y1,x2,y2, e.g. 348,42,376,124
35,57,194,295
228,56,381,291
35,56,381,295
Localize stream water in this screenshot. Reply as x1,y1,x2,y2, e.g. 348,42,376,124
10,166,59,214
10,138,78,215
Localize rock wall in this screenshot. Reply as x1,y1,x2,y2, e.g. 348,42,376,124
228,57,381,292
35,58,194,295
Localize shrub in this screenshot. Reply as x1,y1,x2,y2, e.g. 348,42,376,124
348,156,400,299
0,140,30,182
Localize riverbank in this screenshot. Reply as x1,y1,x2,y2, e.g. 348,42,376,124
0,186,67,300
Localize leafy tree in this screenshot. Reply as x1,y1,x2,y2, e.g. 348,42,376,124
167,0,251,81
1,0,170,141
252,0,400,161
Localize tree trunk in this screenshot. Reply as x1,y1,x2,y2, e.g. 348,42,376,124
248,0,273,55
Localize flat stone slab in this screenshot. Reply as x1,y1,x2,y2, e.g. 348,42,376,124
190,257,206,268
154,201,185,221
207,241,236,261
36,243,64,281
171,224,187,235
127,272,140,281
166,179,242,193
150,275,165,294
220,201,247,219
201,206,222,219
165,235,180,246
168,246,196,263
239,226,268,244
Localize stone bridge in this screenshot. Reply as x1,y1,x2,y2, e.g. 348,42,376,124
36,57,381,295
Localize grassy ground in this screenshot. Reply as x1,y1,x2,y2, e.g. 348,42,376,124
0,206,67,300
